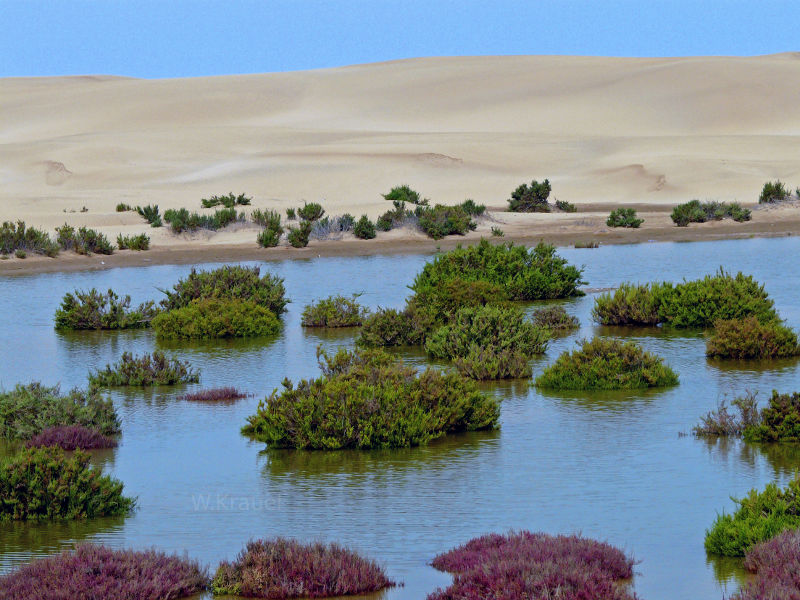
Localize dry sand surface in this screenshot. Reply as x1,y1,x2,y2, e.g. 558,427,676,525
1,53,800,274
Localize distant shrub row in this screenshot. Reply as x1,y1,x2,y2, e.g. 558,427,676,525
1,220,154,258
671,199,751,226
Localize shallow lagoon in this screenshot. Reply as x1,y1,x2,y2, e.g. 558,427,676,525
2,237,800,599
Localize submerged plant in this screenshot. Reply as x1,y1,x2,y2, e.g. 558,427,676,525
55,288,158,330
26,425,117,450
301,295,369,327
181,387,248,402
89,351,200,387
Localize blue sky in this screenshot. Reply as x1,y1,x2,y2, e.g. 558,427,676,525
1,0,798,78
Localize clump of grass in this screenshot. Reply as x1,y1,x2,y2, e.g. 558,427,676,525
287,220,313,247
416,204,476,239
535,337,679,390
26,425,117,450
490,226,504,237
0,447,135,521
593,270,777,328
507,179,551,212
251,208,282,229
116,233,150,250
301,295,369,327
459,199,486,216
0,383,119,441
181,387,248,402
163,207,244,233
160,265,287,316
705,475,800,556
428,531,637,600
55,224,114,255
733,529,800,600
256,228,281,247
242,346,499,449
671,199,751,226
14,249,26,259
89,351,200,387
353,214,376,239
706,317,800,359
759,180,791,204
606,207,642,228
152,299,280,339
115,203,133,212
201,192,251,208
532,305,579,332
297,201,325,222
55,288,158,330
0,544,207,600
136,204,162,227
285,207,296,220
0,220,59,257
575,240,599,248
211,538,395,598
382,184,426,205
555,198,577,212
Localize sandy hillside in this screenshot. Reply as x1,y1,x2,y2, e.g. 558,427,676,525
1,53,800,257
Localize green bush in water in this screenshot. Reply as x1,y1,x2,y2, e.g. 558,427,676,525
89,351,200,387
160,265,287,315
706,317,800,359
242,347,499,449
301,295,369,327
606,208,642,228
453,347,534,380
412,240,585,301
745,391,800,443
357,306,431,347
535,337,679,390
705,476,800,556
531,305,580,332
409,279,509,325
0,446,135,521
0,383,119,441
152,299,280,339
55,288,157,330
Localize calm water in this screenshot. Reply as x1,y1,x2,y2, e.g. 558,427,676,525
2,237,800,600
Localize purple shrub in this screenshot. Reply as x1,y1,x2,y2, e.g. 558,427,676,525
0,544,208,600
211,538,396,598
181,387,249,402
428,531,638,600
25,425,117,450
733,529,800,600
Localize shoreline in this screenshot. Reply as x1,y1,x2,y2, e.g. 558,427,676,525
2,203,798,277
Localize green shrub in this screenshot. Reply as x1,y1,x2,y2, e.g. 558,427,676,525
115,203,133,212
606,208,642,228
452,347,533,380
55,288,157,330
706,317,800,359
376,200,410,231
0,221,59,257
0,447,135,521
287,221,312,247
417,204,475,239
136,204,162,227
297,202,325,222
460,199,486,216
242,347,499,449
285,207,296,220
200,192,251,208
508,179,551,212
357,307,430,347
14,250,26,259
338,213,355,231
555,199,577,213
491,227,504,237
116,233,150,250
163,207,243,233
57,226,113,255
705,476,800,556
250,209,281,230
160,265,287,315
531,305,580,332
759,180,791,204
301,295,369,327
409,278,509,324
693,393,760,438
353,215,376,239
89,351,200,387
152,299,280,339
256,228,282,248
671,200,751,226
575,240,599,248
592,270,777,328
745,391,800,443
0,383,119,441
382,184,425,205
535,337,679,390
412,240,585,301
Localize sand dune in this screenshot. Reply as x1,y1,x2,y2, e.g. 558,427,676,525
1,54,799,255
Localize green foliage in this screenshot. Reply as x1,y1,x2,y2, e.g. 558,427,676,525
412,240,585,301
491,227,504,237
0,383,119,441
693,393,760,438
89,351,200,387
0,447,135,521
410,278,509,324
592,270,777,328
115,203,133,212
116,233,150,250
705,476,800,556
136,204,162,227
14,250,26,259
606,208,642,228
452,347,533,380
242,347,499,449
508,179,551,212
555,199,577,213
200,192,251,208
152,299,280,339
535,337,679,390
382,184,425,205
287,221,313,247
759,180,791,204
55,225,114,255
301,295,369,327
460,199,486,216
671,200,751,226
160,265,287,316
416,204,475,239
338,213,355,231
285,207,296,220
250,209,281,230
532,305,580,332
575,240,599,248
256,228,281,248
0,221,59,257
163,207,243,233
357,307,429,347
376,200,410,231
745,391,800,443
353,215,376,239
297,201,325,222
706,317,800,359
55,288,157,330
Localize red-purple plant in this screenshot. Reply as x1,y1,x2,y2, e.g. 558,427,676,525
211,538,396,598
733,529,800,599
181,387,249,402
428,531,638,600
25,425,117,450
0,544,208,600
